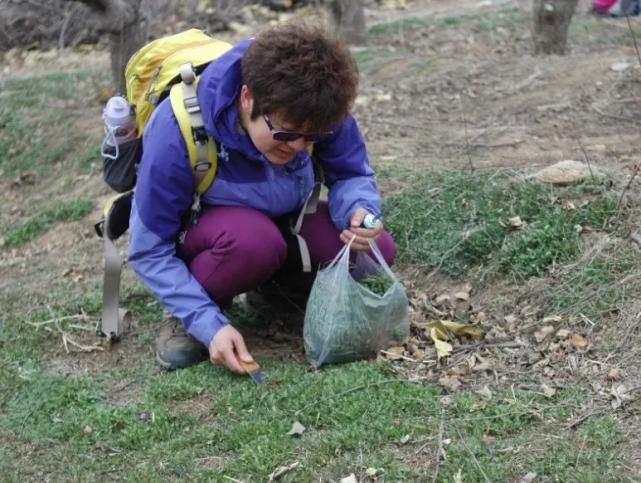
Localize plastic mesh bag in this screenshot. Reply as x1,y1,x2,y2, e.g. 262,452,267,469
304,238,410,367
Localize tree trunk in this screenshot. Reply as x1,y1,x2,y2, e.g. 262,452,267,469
532,0,579,55
73,0,145,93
327,0,367,45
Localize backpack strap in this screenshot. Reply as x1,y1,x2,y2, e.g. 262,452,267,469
169,63,218,225
95,191,134,343
97,66,219,345
292,148,323,273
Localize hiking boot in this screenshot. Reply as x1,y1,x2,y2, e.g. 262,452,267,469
155,317,209,370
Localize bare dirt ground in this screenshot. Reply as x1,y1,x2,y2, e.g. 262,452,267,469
3,0,641,475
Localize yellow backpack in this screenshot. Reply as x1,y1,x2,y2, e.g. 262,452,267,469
96,29,232,344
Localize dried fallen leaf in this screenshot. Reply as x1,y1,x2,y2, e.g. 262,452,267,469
438,374,462,392
399,434,411,445
340,474,358,483
267,461,300,482
540,383,556,398
519,472,537,483
474,385,493,400
482,434,496,447
454,291,470,301
542,315,563,324
606,368,623,382
383,346,405,360
509,215,524,228
570,334,589,351
83,425,93,435
423,320,485,341
364,467,381,477
431,328,453,359
504,314,519,325
611,383,633,410
555,329,570,339
287,421,306,437
534,325,555,343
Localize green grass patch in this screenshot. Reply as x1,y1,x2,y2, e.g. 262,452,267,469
436,6,527,33
2,197,94,248
0,70,104,176
545,242,641,321
0,359,623,481
383,171,616,279
368,16,428,36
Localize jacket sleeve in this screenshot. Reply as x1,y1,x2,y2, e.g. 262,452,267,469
312,114,381,229
128,102,229,347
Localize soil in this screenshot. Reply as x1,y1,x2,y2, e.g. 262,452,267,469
2,0,641,474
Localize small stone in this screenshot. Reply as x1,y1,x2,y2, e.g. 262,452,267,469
611,62,631,72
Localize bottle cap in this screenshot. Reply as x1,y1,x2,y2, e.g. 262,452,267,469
103,96,132,129
362,214,382,229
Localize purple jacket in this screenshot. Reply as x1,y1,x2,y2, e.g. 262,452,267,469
128,39,381,347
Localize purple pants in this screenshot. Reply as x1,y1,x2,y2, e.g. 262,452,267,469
176,202,396,305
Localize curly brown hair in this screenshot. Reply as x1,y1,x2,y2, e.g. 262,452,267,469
241,22,359,133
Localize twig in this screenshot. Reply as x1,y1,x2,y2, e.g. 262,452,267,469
58,3,76,51
294,378,425,416
25,314,93,327
460,98,475,174
626,15,641,69
572,132,595,181
402,403,579,424
564,409,607,430
379,350,420,363
441,140,525,149
431,406,446,483
592,102,641,124
223,476,246,483
451,340,528,353
267,461,300,482
62,334,104,353
608,163,640,228
454,425,491,483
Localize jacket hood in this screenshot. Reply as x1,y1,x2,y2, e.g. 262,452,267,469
197,39,255,153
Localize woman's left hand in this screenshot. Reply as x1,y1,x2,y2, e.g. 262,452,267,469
339,208,383,252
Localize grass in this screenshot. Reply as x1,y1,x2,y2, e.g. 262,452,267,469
0,350,624,481
545,242,641,320
436,6,528,35
2,197,94,247
368,17,428,36
1,13,638,483
383,171,616,279
0,70,105,177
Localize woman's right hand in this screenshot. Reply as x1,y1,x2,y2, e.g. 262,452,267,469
209,324,253,374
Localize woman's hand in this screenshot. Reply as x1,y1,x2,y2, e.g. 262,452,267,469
339,208,383,252
209,324,253,374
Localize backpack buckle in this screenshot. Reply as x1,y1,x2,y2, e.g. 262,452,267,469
192,126,208,145
179,63,196,84
183,95,201,114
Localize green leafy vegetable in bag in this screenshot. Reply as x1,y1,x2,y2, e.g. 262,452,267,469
303,239,410,367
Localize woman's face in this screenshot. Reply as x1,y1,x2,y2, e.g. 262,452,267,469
238,85,315,165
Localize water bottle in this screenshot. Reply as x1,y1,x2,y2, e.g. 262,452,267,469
103,96,136,144
101,96,136,160
361,214,382,229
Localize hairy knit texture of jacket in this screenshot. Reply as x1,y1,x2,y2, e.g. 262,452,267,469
128,39,381,347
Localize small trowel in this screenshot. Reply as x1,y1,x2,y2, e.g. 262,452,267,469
238,358,266,385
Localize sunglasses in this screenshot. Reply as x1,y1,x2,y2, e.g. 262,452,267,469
263,114,332,143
